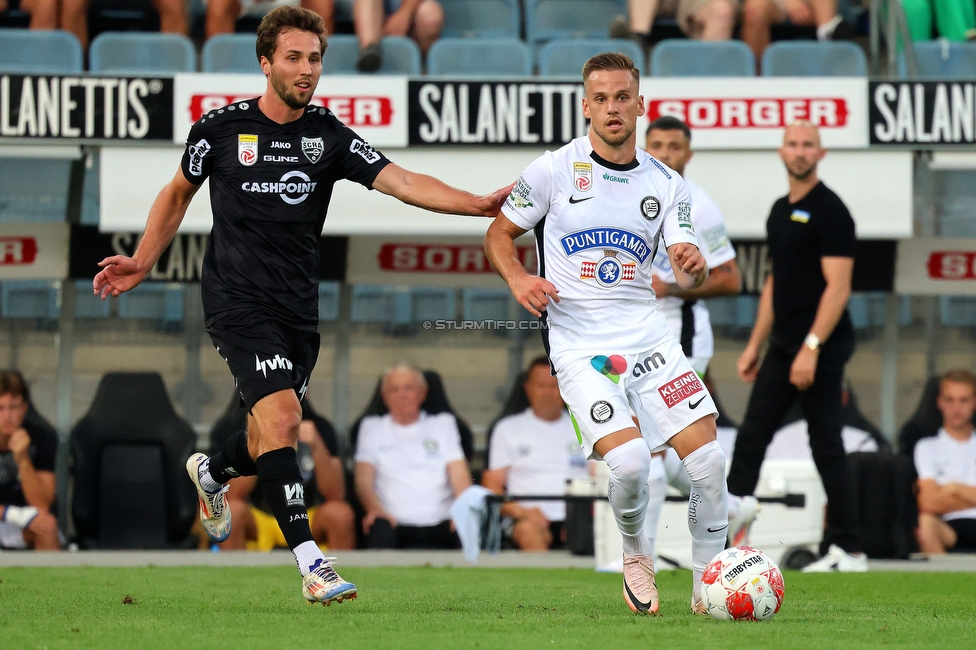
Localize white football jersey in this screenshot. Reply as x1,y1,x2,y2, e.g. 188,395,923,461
914,429,976,521
650,179,736,361
503,136,698,361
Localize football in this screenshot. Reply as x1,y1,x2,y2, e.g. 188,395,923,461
700,546,785,621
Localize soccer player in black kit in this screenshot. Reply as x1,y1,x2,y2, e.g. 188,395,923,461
727,121,867,573
92,6,512,605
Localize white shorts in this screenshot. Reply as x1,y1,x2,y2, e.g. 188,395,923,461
0,521,27,549
555,336,717,460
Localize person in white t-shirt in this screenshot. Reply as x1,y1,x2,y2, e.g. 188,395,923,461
641,116,760,552
482,356,590,551
914,369,976,554
485,52,729,616
354,364,472,549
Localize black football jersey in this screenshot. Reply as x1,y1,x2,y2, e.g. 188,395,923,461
181,99,391,325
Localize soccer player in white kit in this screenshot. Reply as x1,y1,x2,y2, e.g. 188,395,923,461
485,53,730,616
641,117,760,553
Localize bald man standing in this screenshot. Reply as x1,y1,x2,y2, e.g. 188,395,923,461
727,122,867,573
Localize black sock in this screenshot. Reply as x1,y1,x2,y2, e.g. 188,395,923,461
256,447,314,550
208,429,258,484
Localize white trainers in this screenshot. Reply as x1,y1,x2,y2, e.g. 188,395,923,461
622,554,659,615
801,544,868,573
303,557,358,606
728,496,760,547
185,453,232,543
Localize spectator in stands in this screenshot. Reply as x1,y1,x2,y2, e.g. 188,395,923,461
0,371,60,551
343,0,443,72
481,356,590,552
914,369,976,554
741,0,855,63
59,0,189,49
0,0,57,30
354,363,471,549
205,0,335,40
609,0,737,43
215,401,355,551
902,0,976,42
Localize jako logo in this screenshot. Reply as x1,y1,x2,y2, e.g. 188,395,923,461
241,170,317,205
591,355,628,384
632,353,665,377
283,482,305,507
255,353,293,378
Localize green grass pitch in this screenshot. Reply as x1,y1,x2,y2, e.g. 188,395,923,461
1,566,974,649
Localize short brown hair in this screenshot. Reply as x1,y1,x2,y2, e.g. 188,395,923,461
0,370,29,402
582,52,640,86
940,369,976,396
255,6,328,64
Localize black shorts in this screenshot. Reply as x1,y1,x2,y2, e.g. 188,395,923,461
206,310,319,410
947,518,976,551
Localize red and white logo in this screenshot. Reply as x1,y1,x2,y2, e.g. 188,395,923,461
658,371,704,408
378,243,535,274
238,134,258,166
927,251,976,280
188,95,393,128
0,237,38,266
648,98,849,129
574,162,592,192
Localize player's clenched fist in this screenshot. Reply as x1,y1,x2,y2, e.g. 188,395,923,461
510,274,559,317
671,242,705,275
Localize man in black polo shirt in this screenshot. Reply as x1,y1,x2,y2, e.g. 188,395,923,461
727,121,867,572
93,6,511,606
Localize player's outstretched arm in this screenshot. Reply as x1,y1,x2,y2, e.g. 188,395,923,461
666,242,708,291
372,163,515,217
485,214,559,318
93,169,201,299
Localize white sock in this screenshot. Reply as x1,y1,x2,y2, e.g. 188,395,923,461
682,440,729,602
817,14,843,40
603,438,653,556
197,457,222,493
293,540,326,576
663,448,692,495
643,454,667,558
727,494,742,522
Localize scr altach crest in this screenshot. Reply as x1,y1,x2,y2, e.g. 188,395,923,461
302,136,324,164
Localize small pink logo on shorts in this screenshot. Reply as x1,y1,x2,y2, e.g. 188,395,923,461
591,355,628,384
658,371,704,408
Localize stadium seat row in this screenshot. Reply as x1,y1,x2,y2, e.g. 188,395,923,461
2,280,949,329
3,26,976,78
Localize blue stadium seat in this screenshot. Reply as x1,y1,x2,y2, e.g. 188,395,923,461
117,284,183,326
1,280,59,319
525,0,628,46
428,37,532,76
847,293,911,329
0,157,73,222
940,296,976,327
351,285,397,323
903,41,976,79
762,41,867,77
651,39,755,76
202,34,261,74
462,287,533,322
89,32,197,74
539,38,645,76
323,35,421,74
74,280,111,319
411,288,456,322
441,0,520,38
0,28,83,74
318,281,340,321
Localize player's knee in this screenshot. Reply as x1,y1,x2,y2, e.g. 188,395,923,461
683,440,726,485
605,438,651,493
414,0,444,37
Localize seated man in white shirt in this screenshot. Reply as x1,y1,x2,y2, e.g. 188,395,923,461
482,356,590,551
354,363,472,549
914,369,976,555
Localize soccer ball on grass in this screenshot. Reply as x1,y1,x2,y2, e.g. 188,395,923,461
700,546,785,621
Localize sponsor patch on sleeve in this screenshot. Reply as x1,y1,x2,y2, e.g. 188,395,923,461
350,138,381,164
676,201,694,231
187,139,211,176
701,225,730,253
508,176,534,209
